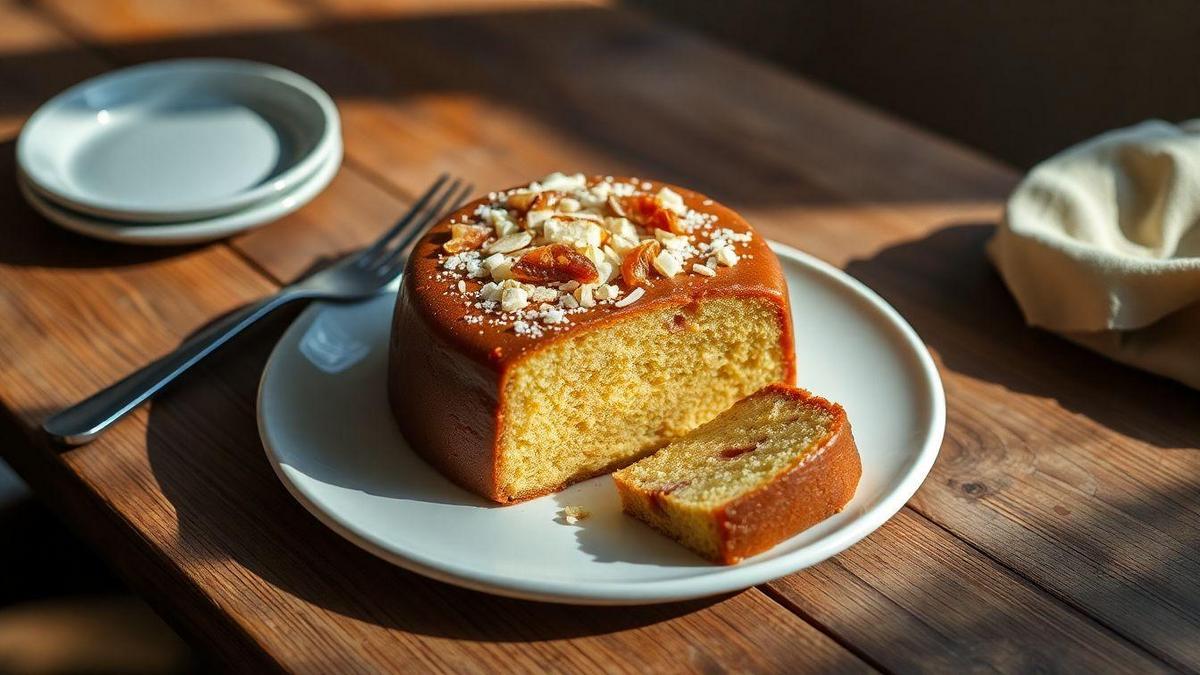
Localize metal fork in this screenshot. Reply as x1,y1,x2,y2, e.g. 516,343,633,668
43,175,473,446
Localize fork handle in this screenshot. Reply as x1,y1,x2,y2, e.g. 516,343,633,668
43,291,303,446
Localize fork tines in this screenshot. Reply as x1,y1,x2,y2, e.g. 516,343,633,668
356,175,474,273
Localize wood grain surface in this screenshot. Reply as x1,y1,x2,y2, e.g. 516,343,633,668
0,0,1196,673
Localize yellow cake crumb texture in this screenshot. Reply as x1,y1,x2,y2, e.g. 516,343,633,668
497,296,786,499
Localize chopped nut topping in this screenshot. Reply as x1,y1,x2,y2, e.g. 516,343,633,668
652,249,683,278
715,245,740,267
433,173,750,339
490,259,515,281
500,286,529,313
575,283,597,308
544,217,604,248
595,283,621,301
526,209,555,230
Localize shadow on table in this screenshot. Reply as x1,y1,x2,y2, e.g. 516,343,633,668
844,222,1200,450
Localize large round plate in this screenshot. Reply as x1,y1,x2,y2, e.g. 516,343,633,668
18,59,339,222
19,141,341,246
258,242,945,604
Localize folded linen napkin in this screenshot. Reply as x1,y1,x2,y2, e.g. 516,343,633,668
988,119,1200,390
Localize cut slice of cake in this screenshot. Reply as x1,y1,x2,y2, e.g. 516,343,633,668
611,384,861,564
389,174,795,503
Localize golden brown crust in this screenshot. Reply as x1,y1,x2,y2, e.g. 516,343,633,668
714,386,862,564
389,282,502,500
388,177,796,504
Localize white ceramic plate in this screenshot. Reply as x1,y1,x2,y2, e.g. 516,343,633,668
18,59,340,222
19,140,341,246
258,243,945,604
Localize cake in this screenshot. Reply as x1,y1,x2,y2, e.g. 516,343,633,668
611,384,861,564
389,173,795,503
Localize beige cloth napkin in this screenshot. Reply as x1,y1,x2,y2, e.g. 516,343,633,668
988,119,1200,390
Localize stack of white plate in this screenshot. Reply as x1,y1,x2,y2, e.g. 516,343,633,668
17,59,342,246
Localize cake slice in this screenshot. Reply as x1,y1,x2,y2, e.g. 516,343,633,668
611,384,861,564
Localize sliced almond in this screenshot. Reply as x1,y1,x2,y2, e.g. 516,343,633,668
607,195,627,218
614,286,645,308
486,231,533,254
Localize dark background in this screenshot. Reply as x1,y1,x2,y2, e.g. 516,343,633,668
631,0,1200,168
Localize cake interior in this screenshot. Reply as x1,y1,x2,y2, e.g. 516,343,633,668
496,295,787,500
613,388,835,560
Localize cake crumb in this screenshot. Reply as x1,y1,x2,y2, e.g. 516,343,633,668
559,506,590,524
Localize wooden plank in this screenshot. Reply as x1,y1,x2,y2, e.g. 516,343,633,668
29,0,1199,671
845,227,1200,670
772,509,1169,673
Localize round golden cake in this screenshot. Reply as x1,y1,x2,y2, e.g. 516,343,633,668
389,173,796,504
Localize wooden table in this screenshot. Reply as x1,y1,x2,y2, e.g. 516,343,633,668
0,1,1196,672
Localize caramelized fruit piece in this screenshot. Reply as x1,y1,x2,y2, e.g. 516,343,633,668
648,480,690,512
620,195,684,234
443,224,491,253
620,240,661,287
529,191,562,212
719,438,767,459
511,244,600,284
506,190,561,212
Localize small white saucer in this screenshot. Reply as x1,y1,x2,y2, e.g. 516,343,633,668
257,243,946,604
20,140,342,246
17,59,340,223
